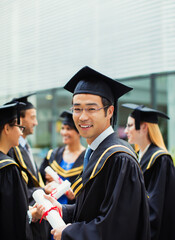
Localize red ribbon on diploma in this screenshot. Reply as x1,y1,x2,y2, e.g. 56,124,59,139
50,188,57,200
40,206,62,224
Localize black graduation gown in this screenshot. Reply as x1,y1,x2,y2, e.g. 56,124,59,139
140,144,175,240
40,146,85,203
0,152,33,240
8,145,49,240
61,133,150,240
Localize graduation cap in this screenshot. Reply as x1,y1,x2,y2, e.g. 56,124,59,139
60,110,78,132
0,102,26,126
6,93,36,111
122,103,169,130
64,66,132,126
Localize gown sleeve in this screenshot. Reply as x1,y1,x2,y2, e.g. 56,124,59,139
144,155,175,240
0,164,32,240
62,204,76,224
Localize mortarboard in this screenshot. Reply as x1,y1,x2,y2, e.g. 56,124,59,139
0,102,26,125
6,93,36,111
64,66,132,126
122,103,169,130
60,110,78,132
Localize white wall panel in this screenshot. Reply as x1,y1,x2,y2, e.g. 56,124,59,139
0,0,175,99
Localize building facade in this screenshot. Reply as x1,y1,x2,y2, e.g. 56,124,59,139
0,0,175,156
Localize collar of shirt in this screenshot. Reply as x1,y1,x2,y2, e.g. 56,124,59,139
138,143,151,162
19,136,27,148
89,126,114,151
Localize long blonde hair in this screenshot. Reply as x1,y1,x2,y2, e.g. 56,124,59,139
135,122,167,152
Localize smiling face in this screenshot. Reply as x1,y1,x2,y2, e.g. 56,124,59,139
60,124,80,145
72,94,114,145
20,108,38,138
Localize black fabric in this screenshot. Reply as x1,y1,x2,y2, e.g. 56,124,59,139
139,144,175,240
8,145,40,199
122,103,169,130
60,110,77,131
6,93,36,111
62,133,150,240
0,102,25,125
64,66,132,102
8,145,50,240
64,66,133,126
0,152,33,240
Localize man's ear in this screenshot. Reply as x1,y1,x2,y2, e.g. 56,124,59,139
107,105,114,119
4,124,9,135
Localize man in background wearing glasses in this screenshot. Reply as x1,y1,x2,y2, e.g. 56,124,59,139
8,94,50,240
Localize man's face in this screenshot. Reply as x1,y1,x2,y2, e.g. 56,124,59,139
72,94,113,145
21,108,38,137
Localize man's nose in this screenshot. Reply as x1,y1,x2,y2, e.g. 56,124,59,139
79,109,89,120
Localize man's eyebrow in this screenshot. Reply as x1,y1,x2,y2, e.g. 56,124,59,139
73,103,98,106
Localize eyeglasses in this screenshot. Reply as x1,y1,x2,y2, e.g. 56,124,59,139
125,123,134,129
12,124,26,133
70,106,109,115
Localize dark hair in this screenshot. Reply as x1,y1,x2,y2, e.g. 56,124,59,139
20,110,26,118
19,107,36,118
101,97,113,124
0,118,16,135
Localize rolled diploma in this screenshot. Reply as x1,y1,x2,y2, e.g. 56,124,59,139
32,189,66,228
45,166,63,184
50,180,71,199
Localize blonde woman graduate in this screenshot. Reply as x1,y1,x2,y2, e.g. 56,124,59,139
123,103,175,240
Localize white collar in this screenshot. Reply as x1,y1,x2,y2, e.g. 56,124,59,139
89,126,114,151
19,136,27,148
138,144,151,162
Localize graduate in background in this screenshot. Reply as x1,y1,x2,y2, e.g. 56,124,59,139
123,103,175,240
39,66,150,240
8,94,50,240
40,110,85,240
0,102,41,240
40,110,85,205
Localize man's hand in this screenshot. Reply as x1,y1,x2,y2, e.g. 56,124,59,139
44,181,56,194
51,224,71,240
45,172,55,183
29,203,44,222
65,188,75,200
44,194,63,216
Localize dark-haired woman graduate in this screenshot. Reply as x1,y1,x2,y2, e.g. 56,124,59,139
40,110,85,204
123,103,175,240
0,103,41,240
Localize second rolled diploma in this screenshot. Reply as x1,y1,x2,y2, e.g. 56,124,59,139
44,166,71,199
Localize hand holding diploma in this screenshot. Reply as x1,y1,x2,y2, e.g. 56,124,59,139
35,193,69,240
28,204,44,223
51,226,71,240
45,166,65,184
49,180,71,199
33,189,66,229
45,194,71,240
44,166,74,200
